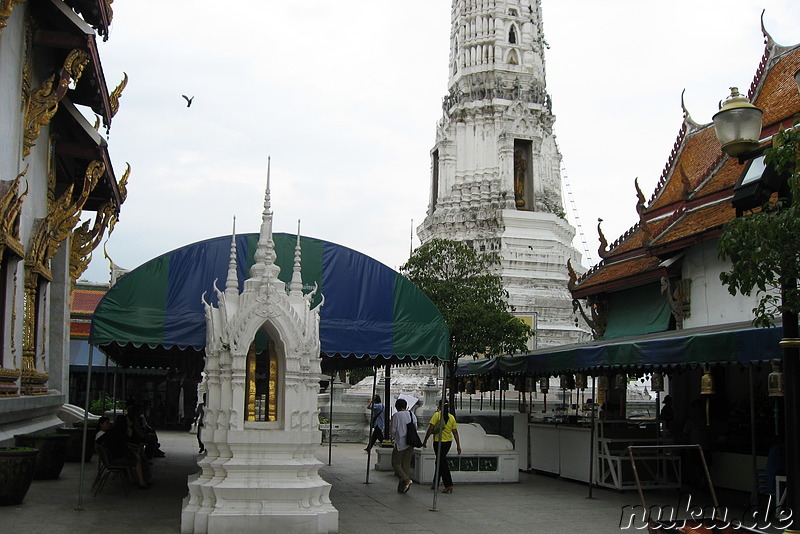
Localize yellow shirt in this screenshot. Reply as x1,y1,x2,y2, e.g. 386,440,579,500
429,412,457,442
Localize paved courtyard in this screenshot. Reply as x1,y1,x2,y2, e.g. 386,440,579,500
2,430,773,533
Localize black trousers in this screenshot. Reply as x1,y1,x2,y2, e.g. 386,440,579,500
433,441,453,488
366,427,383,450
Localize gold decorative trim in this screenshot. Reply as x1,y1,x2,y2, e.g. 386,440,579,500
22,75,60,159
246,343,256,421
597,218,608,259
109,72,128,118
21,17,33,112
11,268,18,367
20,368,49,396
268,340,277,422
0,368,20,379
70,201,117,284
22,49,89,159
64,48,90,83
117,163,130,206
21,269,40,374
28,160,105,276
105,0,114,24
0,0,24,35
0,166,28,258
566,258,577,291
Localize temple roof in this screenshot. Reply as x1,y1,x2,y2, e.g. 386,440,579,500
31,0,114,127
571,35,800,298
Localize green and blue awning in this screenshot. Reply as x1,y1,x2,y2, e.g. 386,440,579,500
456,322,784,377
90,233,449,369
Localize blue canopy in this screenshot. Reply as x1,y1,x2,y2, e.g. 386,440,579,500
90,233,450,370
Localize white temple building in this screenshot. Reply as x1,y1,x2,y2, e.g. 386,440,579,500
181,165,337,533
417,0,588,348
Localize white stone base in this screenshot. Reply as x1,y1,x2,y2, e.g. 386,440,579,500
374,423,518,483
207,509,338,534
181,429,338,534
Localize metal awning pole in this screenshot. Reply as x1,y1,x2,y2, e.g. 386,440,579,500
328,374,334,466
383,364,391,441
498,377,503,437
365,368,378,484
749,365,758,501
111,363,118,415
588,373,596,499
76,343,94,511
430,362,448,512
102,351,109,405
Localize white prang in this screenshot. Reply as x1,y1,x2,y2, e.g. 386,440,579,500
181,163,338,534
417,0,588,348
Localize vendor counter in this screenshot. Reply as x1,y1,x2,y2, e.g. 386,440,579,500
528,422,594,483
524,419,680,490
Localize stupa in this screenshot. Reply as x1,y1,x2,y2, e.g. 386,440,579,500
417,0,588,348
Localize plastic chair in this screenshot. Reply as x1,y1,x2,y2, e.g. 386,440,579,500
93,445,131,497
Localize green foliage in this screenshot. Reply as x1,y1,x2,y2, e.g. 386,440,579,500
718,123,800,328
400,238,533,359
89,393,125,415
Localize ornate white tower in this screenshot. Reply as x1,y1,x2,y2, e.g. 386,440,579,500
181,163,337,533
417,0,587,348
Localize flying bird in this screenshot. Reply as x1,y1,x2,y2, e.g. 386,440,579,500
182,95,194,107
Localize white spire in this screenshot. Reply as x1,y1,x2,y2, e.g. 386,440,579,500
289,219,303,298
225,216,239,298
251,157,280,282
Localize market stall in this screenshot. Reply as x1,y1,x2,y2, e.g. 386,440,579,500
457,322,785,492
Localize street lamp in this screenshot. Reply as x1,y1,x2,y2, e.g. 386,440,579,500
713,83,799,528
712,87,763,159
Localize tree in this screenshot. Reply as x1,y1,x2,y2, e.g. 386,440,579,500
717,124,800,327
400,238,533,407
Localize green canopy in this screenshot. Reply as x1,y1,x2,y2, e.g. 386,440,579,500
90,233,450,370
457,322,783,377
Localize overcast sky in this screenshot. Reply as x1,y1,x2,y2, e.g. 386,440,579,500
79,0,800,283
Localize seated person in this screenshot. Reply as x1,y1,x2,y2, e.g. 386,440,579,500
101,414,151,489
127,405,165,459
94,416,111,448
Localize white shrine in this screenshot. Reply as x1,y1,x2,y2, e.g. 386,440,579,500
181,165,337,533
417,0,588,348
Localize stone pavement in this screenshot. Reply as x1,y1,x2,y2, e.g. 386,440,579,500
1,430,764,534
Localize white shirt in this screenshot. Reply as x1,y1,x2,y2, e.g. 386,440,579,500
390,410,416,451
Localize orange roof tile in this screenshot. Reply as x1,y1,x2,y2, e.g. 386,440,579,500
71,288,106,315
756,48,800,129
648,127,721,212
574,255,662,293
71,322,91,339
648,203,735,249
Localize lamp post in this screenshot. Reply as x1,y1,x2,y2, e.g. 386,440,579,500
713,83,800,530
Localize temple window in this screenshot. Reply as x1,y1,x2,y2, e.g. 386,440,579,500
513,139,533,211
508,26,517,44
431,149,440,211
245,329,279,422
